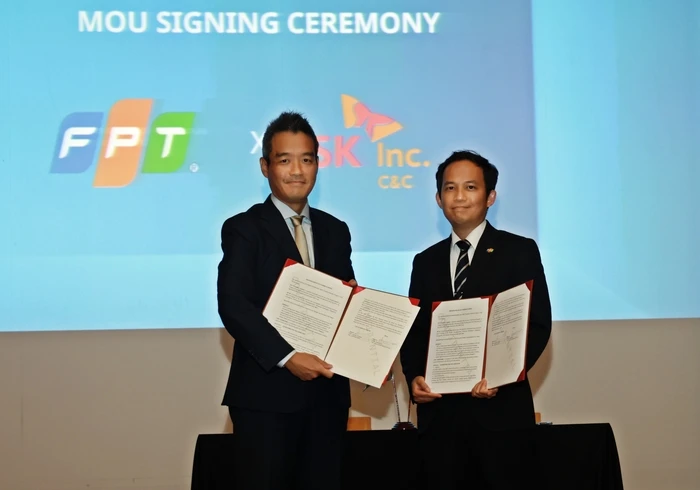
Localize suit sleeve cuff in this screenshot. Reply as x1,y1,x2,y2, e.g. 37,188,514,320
277,350,296,368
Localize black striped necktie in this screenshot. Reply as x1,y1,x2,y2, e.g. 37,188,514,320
454,240,471,299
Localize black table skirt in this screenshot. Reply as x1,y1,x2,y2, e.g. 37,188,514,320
191,423,623,490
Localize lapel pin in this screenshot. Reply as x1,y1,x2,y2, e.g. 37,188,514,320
487,248,494,253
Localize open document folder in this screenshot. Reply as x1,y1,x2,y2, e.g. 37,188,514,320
425,281,533,393
263,259,419,388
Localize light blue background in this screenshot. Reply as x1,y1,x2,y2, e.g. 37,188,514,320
0,0,698,331
532,0,699,320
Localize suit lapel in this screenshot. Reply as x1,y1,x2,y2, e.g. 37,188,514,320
309,208,327,271
434,238,453,300
259,196,303,264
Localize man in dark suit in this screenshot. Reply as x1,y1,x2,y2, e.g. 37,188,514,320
400,150,552,489
217,111,356,490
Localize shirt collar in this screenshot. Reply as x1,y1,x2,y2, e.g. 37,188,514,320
450,219,487,251
270,194,311,222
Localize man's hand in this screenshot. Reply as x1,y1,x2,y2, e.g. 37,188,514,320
411,376,442,403
348,279,358,287
285,352,334,381
471,378,498,399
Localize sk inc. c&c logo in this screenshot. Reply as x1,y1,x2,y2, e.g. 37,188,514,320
51,98,196,187
250,95,429,187
340,94,402,143
340,94,430,190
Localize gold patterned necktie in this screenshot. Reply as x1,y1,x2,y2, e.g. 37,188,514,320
290,215,310,266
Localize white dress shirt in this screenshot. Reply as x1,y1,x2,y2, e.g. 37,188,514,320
270,195,315,366
449,219,487,296
270,194,315,268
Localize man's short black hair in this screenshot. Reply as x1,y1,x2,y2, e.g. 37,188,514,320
435,150,499,196
261,111,319,162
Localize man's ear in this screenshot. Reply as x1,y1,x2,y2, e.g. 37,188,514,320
435,191,443,209
486,190,497,208
259,157,269,178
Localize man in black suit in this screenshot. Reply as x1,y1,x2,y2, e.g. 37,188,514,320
400,150,552,489
217,111,356,490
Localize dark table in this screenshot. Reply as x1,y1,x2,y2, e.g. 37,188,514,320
191,423,623,490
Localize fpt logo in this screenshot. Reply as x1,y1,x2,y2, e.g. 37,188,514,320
51,98,196,187
250,95,429,188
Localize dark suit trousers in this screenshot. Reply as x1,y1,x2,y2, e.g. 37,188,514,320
418,402,537,489
229,403,348,490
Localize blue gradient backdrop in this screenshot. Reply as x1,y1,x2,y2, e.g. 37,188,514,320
0,0,697,331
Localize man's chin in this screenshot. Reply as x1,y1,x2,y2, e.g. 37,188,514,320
285,184,310,193
285,194,311,205
448,216,479,228
448,213,473,223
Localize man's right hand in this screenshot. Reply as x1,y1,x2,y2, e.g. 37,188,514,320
285,352,334,381
411,376,442,403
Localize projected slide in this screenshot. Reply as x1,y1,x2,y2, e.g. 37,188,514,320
0,0,698,331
